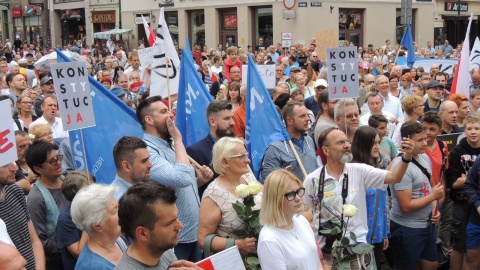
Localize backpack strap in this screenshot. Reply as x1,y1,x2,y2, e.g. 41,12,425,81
436,138,448,171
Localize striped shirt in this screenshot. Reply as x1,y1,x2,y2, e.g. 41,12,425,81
0,184,35,270
143,133,200,243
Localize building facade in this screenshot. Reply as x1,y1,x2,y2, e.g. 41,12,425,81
121,0,480,57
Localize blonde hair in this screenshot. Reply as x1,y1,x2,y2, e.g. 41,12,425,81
29,124,52,142
212,137,245,175
260,169,303,227
464,115,480,128
402,95,423,115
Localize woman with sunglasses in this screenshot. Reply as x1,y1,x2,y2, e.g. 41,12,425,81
14,94,38,131
258,169,321,270
25,141,70,269
198,137,262,257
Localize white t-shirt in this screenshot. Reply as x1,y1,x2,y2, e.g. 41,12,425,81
303,163,388,244
0,218,14,246
30,116,69,139
258,215,320,270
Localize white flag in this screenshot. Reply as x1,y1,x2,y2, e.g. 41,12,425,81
470,37,480,72
150,7,180,98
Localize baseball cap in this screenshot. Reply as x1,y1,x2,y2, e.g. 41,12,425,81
426,80,444,89
40,76,53,86
290,66,300,72
111,86,126,97
315,79,328,88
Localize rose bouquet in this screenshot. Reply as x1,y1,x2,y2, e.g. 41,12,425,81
232,182,262,270
319,204,374,270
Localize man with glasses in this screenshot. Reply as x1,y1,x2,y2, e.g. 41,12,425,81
334,98,360,142
374,75,404,121
303,127,414,267
34,77,55,117
261,101,317,182
187,101,235,197
275,63,288,85
25,141,69,269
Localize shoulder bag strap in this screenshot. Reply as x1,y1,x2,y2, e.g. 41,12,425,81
34,181,60,241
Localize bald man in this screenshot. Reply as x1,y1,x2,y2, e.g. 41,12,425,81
471,68,480,91
440,100,462,134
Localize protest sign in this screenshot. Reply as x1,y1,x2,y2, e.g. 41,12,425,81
138,46,155,68
51,61,96,131
315,29,337,60
326,47,359,100
242,64,275,89
438,133,462,152
0,100,17,167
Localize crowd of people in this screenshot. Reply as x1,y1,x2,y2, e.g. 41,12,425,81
2,35,480,270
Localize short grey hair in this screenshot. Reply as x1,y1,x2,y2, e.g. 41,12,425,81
334,98,357,119
212,137,245,175
71,184,117,235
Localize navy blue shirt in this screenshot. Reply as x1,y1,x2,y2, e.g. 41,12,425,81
304,96,320,117
56,204,80,270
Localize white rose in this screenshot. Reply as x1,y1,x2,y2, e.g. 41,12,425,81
235,184,249,199
247,183,262,196
343,204,358,217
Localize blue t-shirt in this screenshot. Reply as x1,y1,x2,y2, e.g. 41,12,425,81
56,204,81,270
75,241,126,270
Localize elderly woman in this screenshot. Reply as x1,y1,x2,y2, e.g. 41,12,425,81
198,137,261,257
56,171,96,270
29,123,54,144
71,184,125,270
258,169,321,270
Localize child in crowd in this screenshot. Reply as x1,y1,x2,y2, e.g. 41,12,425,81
223,46,242,83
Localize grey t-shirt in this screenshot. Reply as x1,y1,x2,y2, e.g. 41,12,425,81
114,249,177,270
390,154,433,228
314,117,338,146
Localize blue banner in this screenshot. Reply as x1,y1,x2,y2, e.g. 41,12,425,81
176,48,213,147
400,23,416,67
56,49,144,184
245,54,290,179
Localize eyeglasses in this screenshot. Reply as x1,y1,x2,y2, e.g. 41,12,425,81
229,152,249,160
42,155,63,166
333,140,352,146
38,131,53,139
340,113,359,119
21,101,33,104
284,187,305,201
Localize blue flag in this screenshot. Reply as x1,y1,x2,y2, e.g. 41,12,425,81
56,49,144,184
176,48,213,147
246,54,290,179
401,23,416,67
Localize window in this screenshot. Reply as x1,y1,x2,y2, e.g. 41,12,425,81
253,7,273,47
339,9,364,47
395,8,416,45
165,11,178,45
189,10,205,47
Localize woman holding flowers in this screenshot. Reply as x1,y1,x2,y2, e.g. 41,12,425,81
258,169,321,270
198,137,262,257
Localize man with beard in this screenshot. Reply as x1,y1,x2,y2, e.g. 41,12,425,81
334,98,360,142
25,142,70,269
115,182,201,270
187,101,234,197
111,136,152,200
314,91,338,146
137,96,213,262
303,127,414,266
261,101,317,182
30,94,69,139
389,122,444,270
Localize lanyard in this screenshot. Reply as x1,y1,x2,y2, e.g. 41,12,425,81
317,166,349,234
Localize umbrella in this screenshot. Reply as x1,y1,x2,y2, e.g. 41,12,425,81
34,51,84,72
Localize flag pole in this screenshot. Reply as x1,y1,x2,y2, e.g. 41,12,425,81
394,25,406,65
166,57,172,111
288,140,308,179
79,129,90,176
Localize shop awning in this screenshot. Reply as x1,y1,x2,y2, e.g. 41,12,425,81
92,29,133,39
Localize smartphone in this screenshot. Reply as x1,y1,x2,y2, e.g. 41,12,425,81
400,123,410,139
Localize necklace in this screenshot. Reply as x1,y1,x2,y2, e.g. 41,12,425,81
289,223,298,240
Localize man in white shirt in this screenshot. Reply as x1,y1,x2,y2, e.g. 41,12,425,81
30,94,69,139
359,92,397,136
303,128,414,265
375,75,404,121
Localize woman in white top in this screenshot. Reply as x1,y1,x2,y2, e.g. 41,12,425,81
258,169,322,270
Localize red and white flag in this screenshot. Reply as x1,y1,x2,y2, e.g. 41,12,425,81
141,15,156,47
196,246,245,270
470,37,480,71
450,13,473,96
